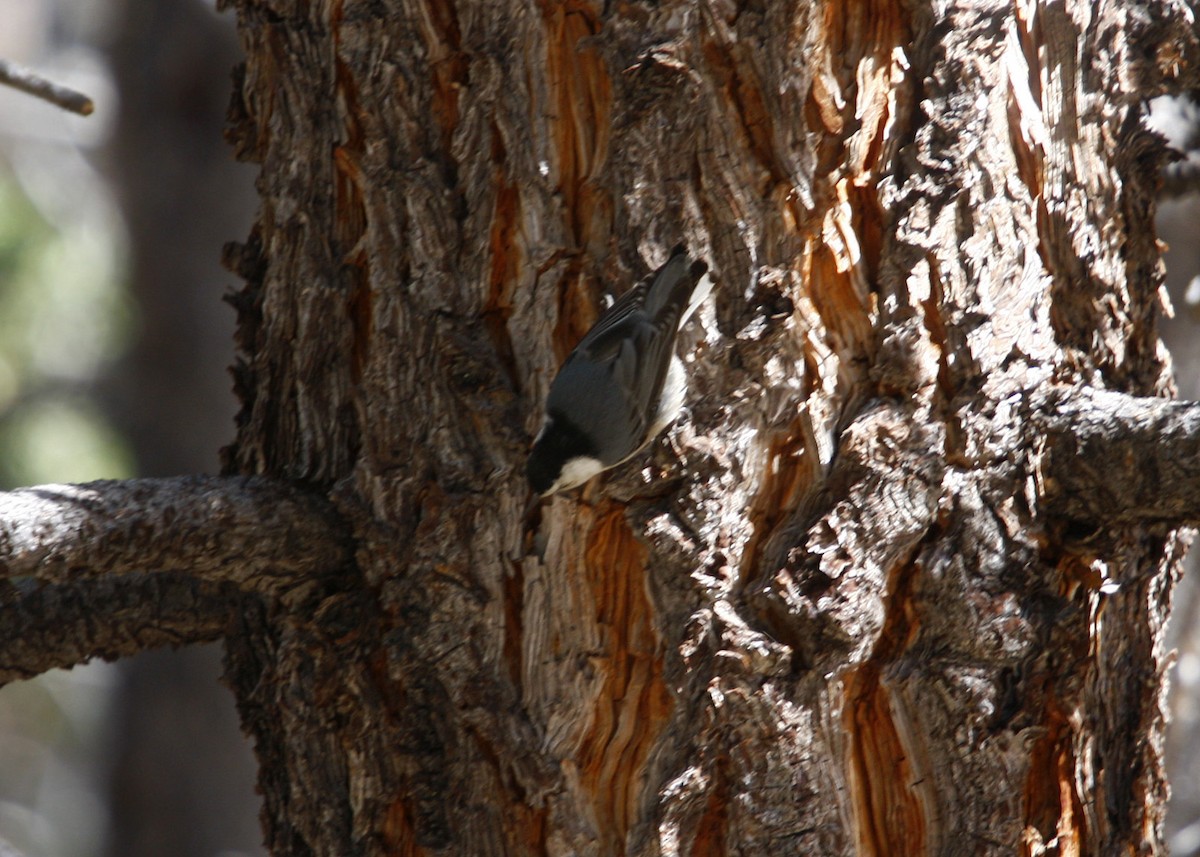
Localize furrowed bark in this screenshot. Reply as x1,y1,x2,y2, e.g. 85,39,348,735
210,0,1200,854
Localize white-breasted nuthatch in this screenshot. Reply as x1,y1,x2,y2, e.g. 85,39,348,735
526,246,712,495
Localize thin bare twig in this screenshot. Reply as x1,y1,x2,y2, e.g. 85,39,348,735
0,57,94,116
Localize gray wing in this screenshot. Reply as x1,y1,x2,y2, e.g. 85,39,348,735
548,248,705,463
572,248,696,359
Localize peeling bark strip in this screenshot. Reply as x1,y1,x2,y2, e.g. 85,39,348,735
577,508,672,850
0,475,350,603
208,0,1200,854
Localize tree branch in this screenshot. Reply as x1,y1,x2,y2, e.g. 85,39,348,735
0,475,352,605
1038,389,1200,526
0,573,236,686
0,58,94,116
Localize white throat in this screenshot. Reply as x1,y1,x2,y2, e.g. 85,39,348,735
547,455,604,495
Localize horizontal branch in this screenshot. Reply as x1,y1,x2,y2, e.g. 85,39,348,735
0,573,235,686
0,475,352,605
1038,389,1200,526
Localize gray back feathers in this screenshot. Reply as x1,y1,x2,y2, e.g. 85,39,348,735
545,248,709,465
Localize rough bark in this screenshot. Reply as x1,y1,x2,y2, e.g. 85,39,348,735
0,476,351,603
0,573,234,684
1039,391,1200,527
209,0,1200,854
5,0,1195,855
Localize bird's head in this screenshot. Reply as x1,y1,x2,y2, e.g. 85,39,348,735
526,413,603,496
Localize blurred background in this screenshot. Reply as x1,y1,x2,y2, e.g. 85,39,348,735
0,1,261,855
1154,93,1200,855
0,3,1197,855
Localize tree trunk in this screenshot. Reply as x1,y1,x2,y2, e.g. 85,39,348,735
213,0,1200,854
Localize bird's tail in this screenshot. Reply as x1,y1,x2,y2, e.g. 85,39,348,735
645,245,712,326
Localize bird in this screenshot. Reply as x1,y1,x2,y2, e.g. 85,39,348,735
526,246,711,495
